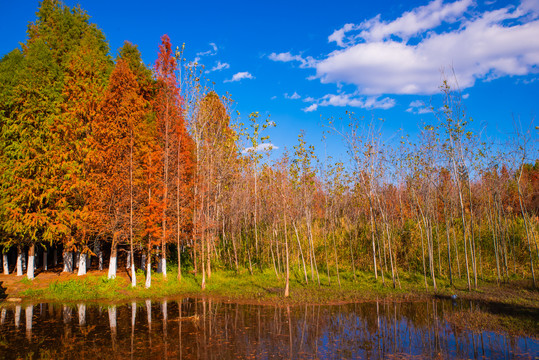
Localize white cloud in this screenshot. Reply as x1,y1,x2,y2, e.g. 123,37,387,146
268,52,316,68
357,0,473,42
518,0,539,16
271,95,277,100
407,100,432,114
224,72,254,82
196,42,218,57
206,61,230,73
462,93,470,99
328,23,358,47
272,0,539,96
317,2,539,95
320,93,395,109
303,92,395,112
303,104,318,112
284,91,301,99
242,143,278,153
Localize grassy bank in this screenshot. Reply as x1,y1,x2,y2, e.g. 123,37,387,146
1,266,536,308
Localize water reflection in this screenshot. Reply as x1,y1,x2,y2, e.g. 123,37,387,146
78,303,86,326
0,298,536,359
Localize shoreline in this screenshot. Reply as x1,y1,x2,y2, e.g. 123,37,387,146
1,268,537,338
0,267,537,307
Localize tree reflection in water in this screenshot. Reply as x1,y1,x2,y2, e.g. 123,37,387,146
0,298,536,359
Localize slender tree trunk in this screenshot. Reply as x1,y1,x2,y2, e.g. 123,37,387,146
293,221,308,284
376,194,396,289
231,233,239,273
16,246,23,276
77,252,87,276
161,101,170,281
307,218,320,286
22,249,26,272
270,225,279,278
284,215,290,297
62,249,73,273
324,211,331,285
417,214,428,290
455,178,472,291
443,205,453,286
487,202,501,284
176,124,183,282
467,184,478,289
130,132,136,287
108,240,117,279
201,230,206,290
349,227,357,281
369,206,378,280
332,227,341,289
426,216,437,291
42,246,47,271
75,250,80,269
27,244,35,280
3,253,9,275
145,243,152,289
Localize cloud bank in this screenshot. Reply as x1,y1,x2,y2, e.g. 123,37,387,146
270,0,539,96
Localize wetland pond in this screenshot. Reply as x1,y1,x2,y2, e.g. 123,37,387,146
0,297,536,359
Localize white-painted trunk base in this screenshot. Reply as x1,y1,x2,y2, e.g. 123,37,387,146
161,257,167,278
145,260,151,288
108,256,117,279
77,253,87,276
16,252,23,276
42,250,47,271
126,252,131,269
131,263,136,287
27,254,35,280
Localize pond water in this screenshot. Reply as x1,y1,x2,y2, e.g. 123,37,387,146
0,298,536,359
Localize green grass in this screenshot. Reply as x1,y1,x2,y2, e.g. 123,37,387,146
15,265,539,307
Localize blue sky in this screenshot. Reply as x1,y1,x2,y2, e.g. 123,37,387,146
1,0,538,163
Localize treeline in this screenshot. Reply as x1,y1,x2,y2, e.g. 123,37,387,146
0,1,537,292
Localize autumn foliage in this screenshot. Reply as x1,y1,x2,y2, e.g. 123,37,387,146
0,0,537,292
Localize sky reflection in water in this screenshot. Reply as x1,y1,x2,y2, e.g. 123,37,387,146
0,298,536,359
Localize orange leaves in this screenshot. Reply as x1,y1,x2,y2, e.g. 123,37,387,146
88,58,148,245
